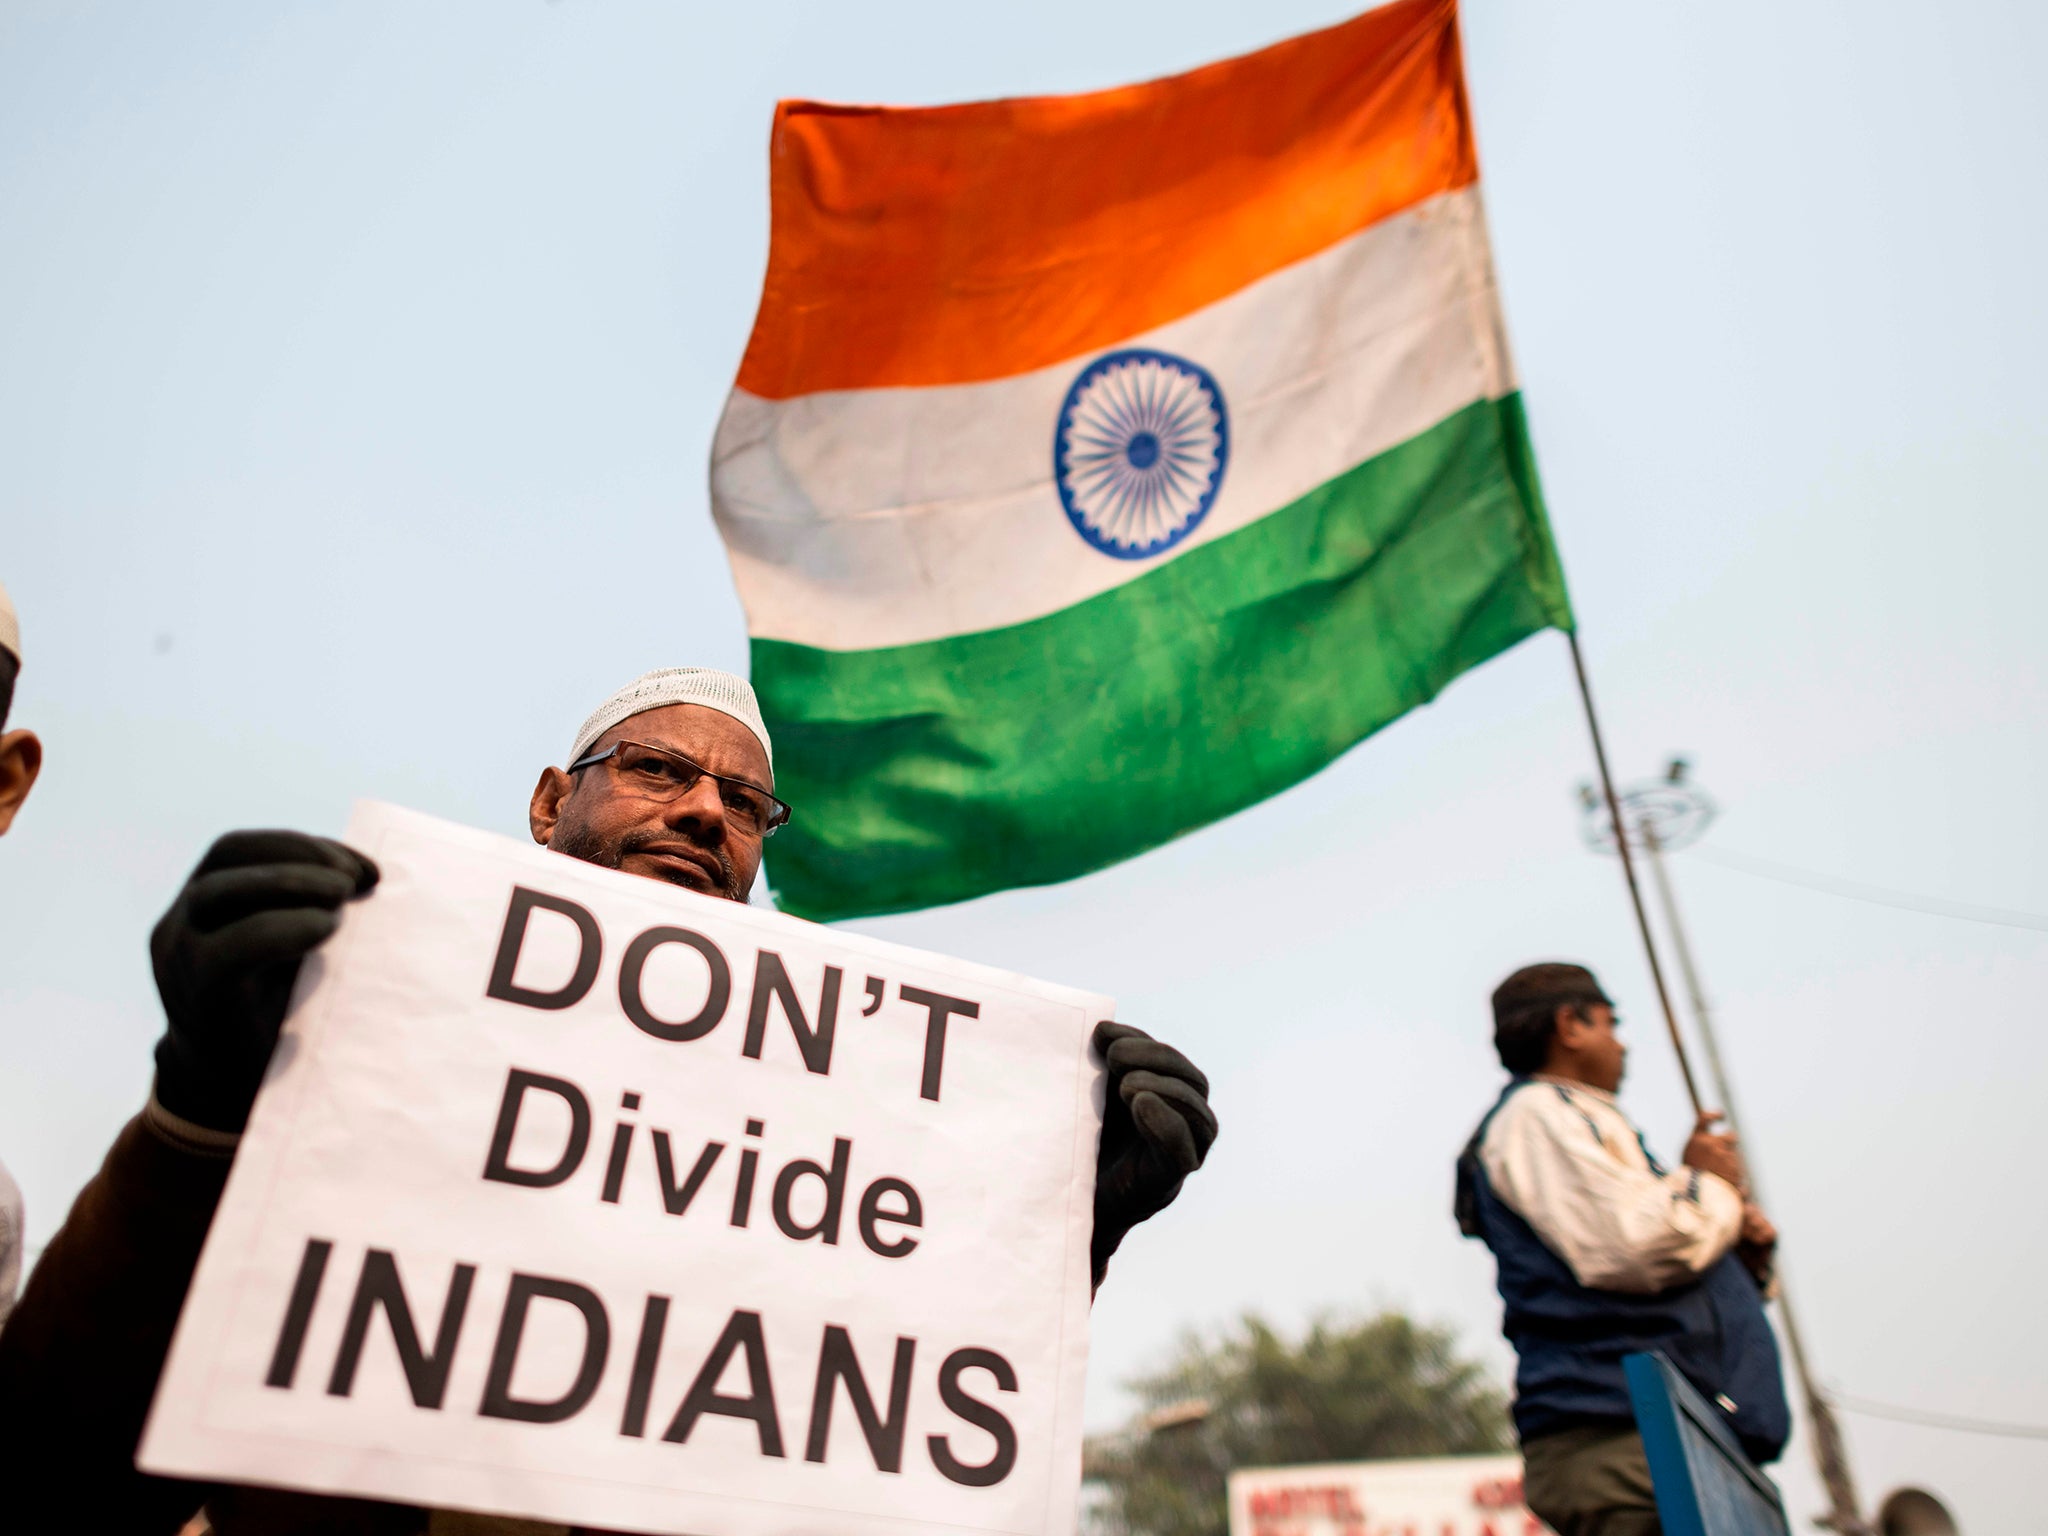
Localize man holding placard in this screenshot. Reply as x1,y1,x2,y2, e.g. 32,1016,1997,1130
0,667,1217,1536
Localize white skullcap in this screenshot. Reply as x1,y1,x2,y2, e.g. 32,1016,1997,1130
570,667,773,770
0,580,17,664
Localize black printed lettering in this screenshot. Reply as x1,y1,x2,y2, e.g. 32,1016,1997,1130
771,1138,851,1245
479,1273,611,1424
857,1178,924,1259
650,1131,724,1216
620,1294,671,1438
662,1309,785,1457
481,1069,591,1189
264,1237,333,1389
618,926,731,1042
326,1249,475,1409
600,1118,634,1205
927,1347,1019,1487
898,985,980,1102
486,887,601,1011
743,952,841,1075
804,1326,916,1472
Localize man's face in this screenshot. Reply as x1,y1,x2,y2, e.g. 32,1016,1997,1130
528,703,773,901
1559,1002,1627,1093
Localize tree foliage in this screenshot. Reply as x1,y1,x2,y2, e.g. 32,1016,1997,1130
1084,1311,1511,1536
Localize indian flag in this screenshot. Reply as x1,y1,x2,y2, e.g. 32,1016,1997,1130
713,0,1573,921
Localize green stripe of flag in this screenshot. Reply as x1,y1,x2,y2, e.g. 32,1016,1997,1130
756,394,1573,921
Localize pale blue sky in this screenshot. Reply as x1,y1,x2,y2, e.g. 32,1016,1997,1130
4,2,2046,1529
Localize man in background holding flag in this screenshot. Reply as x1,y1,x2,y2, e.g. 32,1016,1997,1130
1457,963,1789,1535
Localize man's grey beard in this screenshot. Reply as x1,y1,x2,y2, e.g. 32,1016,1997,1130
550,823,746,902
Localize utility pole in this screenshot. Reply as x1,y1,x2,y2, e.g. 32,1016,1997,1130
1577,759,1870,1536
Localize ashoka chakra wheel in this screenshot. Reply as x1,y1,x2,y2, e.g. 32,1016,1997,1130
1053,348,1229,560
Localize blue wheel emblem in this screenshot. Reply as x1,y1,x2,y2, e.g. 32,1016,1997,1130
1054,348,1228,559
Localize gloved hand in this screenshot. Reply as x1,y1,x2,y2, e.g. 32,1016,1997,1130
1091,1021,1218,1289
151,830,379,1133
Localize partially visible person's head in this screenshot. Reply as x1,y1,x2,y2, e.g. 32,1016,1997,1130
0,581,42,837
1491,961,1625,1092
528,668,782,902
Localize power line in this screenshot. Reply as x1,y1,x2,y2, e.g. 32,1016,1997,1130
1834,1392,2048,1441
1686,845,2048,934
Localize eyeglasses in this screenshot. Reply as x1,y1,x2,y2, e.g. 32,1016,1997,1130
567,739,791,837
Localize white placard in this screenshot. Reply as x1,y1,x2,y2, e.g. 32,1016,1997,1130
141,801,1107,1536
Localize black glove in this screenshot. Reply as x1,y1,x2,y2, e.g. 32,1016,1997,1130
1091,1020,1217,1289
151,830,380,1133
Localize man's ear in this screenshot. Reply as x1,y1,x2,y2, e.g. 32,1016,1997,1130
1551,1003,1588,1051
529,765,573,846
0,729,42,836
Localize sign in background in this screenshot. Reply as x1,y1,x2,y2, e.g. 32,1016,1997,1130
142,802,1107,1536
1228,1455,1551,1536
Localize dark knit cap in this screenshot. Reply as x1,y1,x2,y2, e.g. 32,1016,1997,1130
1491,962,1613,1028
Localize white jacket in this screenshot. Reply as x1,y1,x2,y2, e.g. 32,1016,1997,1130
1479,1076,1742,1293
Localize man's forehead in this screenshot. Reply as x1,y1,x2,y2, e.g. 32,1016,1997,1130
598,704,772,783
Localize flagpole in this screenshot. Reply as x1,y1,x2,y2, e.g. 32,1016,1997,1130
1637,817,1870,1535
1563,630,1705,1115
